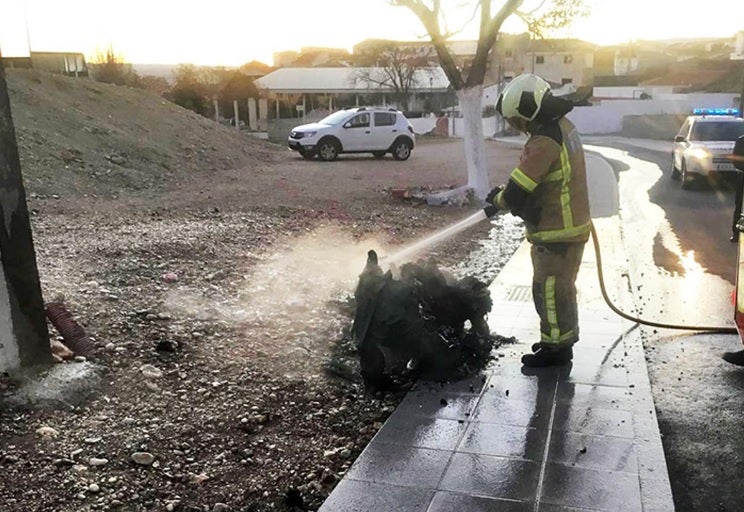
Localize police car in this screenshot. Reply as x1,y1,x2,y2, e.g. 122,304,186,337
671,108,744,189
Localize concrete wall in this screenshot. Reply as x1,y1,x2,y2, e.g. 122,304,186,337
268,118,302,143
440,93,738,139
567,93,740,135
409,115,437,135
450,116,502,138
594,86,677,99
621,114,689,140
266,93,741,142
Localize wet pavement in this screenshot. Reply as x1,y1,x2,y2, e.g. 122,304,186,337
319,143,677,511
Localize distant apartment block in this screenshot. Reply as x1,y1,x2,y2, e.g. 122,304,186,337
492,33,596,87
272,47,352,68
354,34,596,88
353,39,476,68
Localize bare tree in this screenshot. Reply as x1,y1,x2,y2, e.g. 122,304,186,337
351,42,435,110
89,45,137,86
166,64,210,116
391,0,588,199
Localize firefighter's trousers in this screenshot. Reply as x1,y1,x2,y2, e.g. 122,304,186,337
530,241,586,348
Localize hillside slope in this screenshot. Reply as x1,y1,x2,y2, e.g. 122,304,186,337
7,69,276,202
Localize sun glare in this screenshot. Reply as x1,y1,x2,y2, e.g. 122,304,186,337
0,0,741,66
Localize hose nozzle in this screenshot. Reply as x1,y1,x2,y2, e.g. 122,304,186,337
483,204,500,218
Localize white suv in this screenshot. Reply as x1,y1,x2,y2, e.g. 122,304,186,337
288,107,415,161
671,109,744,189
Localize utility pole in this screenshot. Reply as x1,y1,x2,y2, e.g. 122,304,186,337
0,56,52,371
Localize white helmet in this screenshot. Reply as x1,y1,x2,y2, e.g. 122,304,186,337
496,74,551,122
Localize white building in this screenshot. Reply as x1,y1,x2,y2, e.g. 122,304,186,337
255,66,452,117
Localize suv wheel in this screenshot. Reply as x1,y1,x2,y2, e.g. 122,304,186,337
391,138,412,161
317,138,340,161
671,154,680,180
680,159,692,190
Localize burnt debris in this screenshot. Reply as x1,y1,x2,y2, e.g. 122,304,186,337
351,249,500,389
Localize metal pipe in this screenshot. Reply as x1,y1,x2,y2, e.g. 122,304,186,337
45,302,95,356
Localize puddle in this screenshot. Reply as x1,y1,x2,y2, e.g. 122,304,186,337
587,145,733,326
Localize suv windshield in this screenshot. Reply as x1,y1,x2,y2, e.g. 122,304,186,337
319,110,354,126
690,120,744,141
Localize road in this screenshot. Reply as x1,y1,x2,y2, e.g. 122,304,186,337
588,140,744,512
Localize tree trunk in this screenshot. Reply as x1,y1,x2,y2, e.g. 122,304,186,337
457,86,490,200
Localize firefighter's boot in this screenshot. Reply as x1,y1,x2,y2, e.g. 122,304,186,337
521,345,573,367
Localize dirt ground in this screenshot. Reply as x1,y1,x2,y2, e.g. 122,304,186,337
0,69,521,512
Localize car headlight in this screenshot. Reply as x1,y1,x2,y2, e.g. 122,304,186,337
687,147,711,161
303,131,317,138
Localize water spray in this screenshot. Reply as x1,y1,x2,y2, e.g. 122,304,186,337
382,208,492,265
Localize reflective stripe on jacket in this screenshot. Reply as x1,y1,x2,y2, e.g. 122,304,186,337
496,117,590,244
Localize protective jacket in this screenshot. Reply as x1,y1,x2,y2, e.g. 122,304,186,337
495,117,591,244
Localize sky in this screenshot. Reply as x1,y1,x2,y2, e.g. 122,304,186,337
0,0,742,67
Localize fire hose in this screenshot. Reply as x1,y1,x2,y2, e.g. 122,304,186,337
588,221,737,334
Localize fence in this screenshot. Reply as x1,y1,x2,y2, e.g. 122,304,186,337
263,93,741,143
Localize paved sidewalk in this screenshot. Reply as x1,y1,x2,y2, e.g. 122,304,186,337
319,215,674,512
319,143,675,511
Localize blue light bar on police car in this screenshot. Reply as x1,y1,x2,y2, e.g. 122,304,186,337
692,108,741,116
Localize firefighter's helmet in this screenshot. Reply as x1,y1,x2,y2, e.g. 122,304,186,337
496,74,551,122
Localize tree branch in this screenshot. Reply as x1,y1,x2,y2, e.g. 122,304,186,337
392,0,465,89
466,0,524,87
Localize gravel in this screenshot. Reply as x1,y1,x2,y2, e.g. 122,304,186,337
0,68,524,511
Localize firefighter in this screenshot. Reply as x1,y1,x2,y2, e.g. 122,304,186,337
724,134,744,366
487,73,591,367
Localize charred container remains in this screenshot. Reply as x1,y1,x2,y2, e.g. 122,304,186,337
352,249,498,389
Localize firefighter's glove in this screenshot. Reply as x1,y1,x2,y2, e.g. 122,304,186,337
484,185,504,218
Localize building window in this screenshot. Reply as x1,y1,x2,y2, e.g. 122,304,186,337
564,55,573,64
561,78,573,85
535,55,545,64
